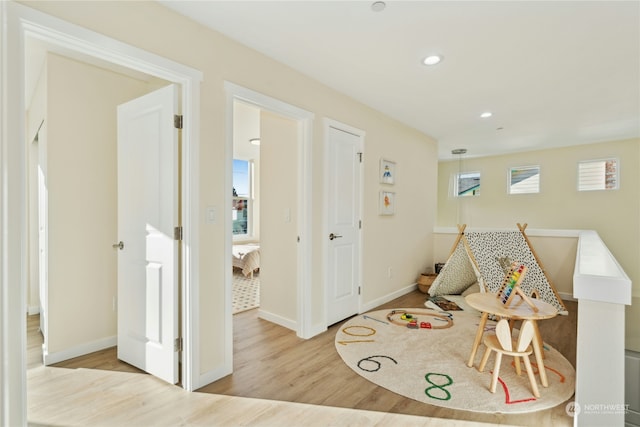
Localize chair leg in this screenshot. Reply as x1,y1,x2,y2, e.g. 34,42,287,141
522,355,540,398
478,347,492,372
514,355,522,375
489,353,502,393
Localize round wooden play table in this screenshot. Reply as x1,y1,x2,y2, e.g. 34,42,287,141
465,292,558,387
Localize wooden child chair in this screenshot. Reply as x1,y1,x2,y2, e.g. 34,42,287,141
478,318,540,398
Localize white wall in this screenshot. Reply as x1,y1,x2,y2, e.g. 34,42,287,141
259,111,298,326
437,138,640,350
25,1,438,378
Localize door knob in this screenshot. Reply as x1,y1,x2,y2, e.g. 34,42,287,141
329,233,343,240
112,241,124,250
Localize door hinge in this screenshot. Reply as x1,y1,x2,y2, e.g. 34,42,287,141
174,337,183,352
357,152,363,163
358,286,361,295
174,226,183,241
359,220,362,229
174,114,183,129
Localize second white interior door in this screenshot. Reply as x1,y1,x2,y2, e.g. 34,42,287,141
326,124,363,326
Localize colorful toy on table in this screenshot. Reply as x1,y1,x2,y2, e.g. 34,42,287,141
496,261,538,312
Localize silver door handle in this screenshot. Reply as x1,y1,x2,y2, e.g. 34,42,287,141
112,241,124,250
329,233,343,240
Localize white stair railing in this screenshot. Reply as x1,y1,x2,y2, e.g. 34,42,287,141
573,230,632,426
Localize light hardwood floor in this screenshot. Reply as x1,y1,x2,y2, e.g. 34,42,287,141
28,290,577,426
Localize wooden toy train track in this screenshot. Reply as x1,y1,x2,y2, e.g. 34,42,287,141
386,309,454,330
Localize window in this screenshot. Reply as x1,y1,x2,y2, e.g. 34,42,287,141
509,166,540,194
578,158,618,191
454,171,481,197
233,159,252,236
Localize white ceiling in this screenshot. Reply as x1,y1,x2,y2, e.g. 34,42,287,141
163,1,640,160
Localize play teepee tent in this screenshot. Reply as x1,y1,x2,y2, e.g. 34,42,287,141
429,224,568,315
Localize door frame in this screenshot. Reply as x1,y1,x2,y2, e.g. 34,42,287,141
1,4,203,422
224,83,316,358
323,119,365,326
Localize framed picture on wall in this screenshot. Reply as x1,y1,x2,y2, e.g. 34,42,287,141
380,159,396,185
379,191,395,215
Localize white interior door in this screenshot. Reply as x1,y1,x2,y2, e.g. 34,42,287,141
326,124,362,326
116,85,179,384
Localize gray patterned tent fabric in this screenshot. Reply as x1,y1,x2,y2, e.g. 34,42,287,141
465,230,567,315
432,228,567,315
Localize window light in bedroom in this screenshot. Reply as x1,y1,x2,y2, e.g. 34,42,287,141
233,159,252,237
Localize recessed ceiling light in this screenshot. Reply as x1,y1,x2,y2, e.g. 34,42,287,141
480,112,493,118
423,55,443,66
371,1,386,12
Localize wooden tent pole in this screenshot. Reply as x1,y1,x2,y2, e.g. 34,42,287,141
517,222,567,312
446,224,467,258
462,236,485,291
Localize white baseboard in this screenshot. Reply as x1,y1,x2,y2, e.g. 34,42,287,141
361,283,418,313
558,291,577,302
198,365,232,390
43,335,116,366
27,305,40,315
304,323,327,339
257,309,297,332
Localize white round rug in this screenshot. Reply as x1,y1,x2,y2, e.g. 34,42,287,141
335,305,575,414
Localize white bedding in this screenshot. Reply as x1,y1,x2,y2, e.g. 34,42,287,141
232,244,260,277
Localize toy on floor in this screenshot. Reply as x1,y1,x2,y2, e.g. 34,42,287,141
386,309,453,330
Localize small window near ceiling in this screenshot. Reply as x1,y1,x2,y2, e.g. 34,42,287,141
578,158,618,191
233,159,251,236
454,171,481,197
509,166,540,194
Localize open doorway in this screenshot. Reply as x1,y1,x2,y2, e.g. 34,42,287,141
15,5,204,393
230,102,302,322
223,82,316,379
231,101,261,315
25,39,178,375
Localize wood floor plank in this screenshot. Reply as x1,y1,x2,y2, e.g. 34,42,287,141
198,290,577,425
27,289,577,426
